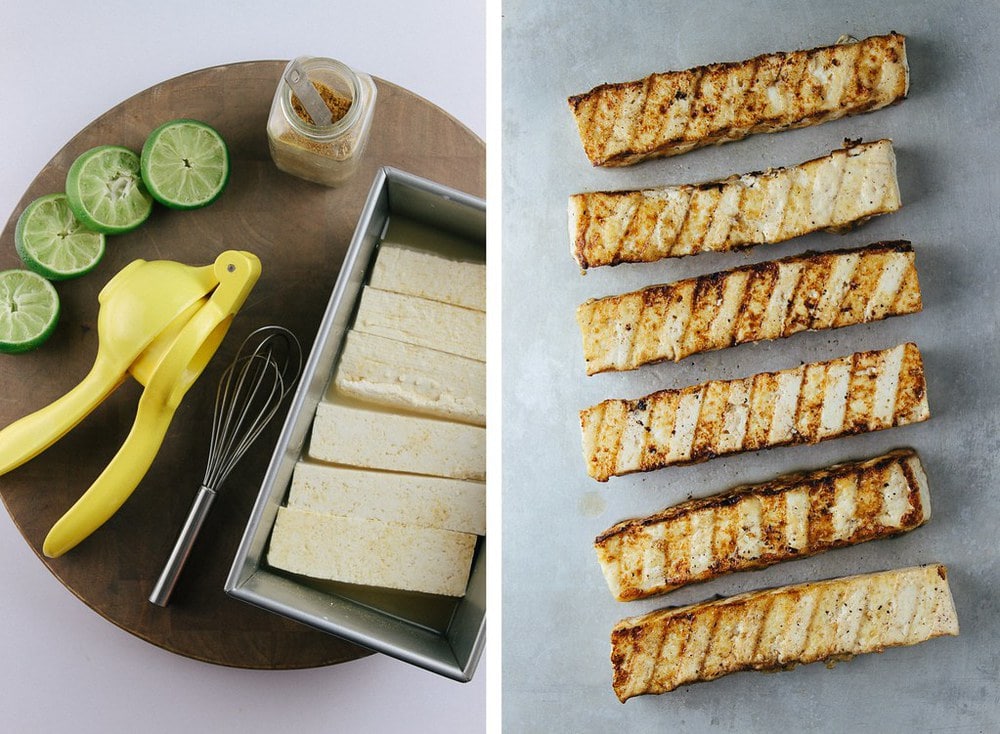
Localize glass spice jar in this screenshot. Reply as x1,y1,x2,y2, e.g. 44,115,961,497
266,56,377,187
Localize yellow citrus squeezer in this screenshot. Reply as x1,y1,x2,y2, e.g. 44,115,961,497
0,250,261,558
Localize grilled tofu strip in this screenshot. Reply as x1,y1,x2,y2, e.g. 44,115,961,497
568,33,908,167
570,139,901,269
596,449,930,601
610,563,959,701
578,242,921,375
580,343,929,482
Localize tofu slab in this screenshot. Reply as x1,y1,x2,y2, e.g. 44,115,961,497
289,461,485,535
354,286,485,362
371,243,486,311
569,33,908,166
309,399,486,480
596,448,930,600
577,241,921,374
334,330,485,425
268,506,477,597
570,139,901,269
611,564,959,701
580,343,930,481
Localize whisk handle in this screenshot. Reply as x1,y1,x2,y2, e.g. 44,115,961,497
149,485,217,607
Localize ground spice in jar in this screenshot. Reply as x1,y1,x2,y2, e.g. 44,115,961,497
291,81,352,125
267,57,377,186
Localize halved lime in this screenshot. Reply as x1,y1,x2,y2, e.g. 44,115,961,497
0,270,60,354
14,193,106,280
140,119,230,209
65,145,153,235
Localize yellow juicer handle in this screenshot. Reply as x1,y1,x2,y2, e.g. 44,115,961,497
43,251,261,558
0,358,125,476
0,259,219,477
43,384,176,558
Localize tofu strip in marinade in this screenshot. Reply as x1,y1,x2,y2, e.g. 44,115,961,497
579,343,929,482
568,33,909,167
577,241,921,375
595,448,930,601
569,139,901,270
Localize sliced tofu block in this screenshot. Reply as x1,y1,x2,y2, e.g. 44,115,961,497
353,286,485,362
289,461,486,535
309,399,485,480
371,243,486,311
334,330,485,426
268,506,477,597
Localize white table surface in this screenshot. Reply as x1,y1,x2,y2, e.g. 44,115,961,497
0,2,488,731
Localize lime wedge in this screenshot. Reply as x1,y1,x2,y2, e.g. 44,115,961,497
14,193,106,280
140,119,230,209
65,145,153,235
0,270,60,354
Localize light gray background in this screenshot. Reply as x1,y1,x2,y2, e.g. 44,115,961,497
502,1,999,730
0,2,486,732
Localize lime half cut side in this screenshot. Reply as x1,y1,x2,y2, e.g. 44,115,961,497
0,270,60,354
141,119,230,209
65,145,154,235
15,193,106,280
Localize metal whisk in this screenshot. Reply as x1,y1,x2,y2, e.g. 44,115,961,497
149,326,302,606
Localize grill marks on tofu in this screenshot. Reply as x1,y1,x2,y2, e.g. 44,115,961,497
568,33,909,167
577,242,921,375
579,343,929,481
568,36,946,701
595,449,931,601
569,139,901,269
610,564,958,701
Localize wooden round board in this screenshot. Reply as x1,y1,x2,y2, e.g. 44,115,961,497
0,61,484,669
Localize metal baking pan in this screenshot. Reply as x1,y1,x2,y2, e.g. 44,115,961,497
226,167,486,681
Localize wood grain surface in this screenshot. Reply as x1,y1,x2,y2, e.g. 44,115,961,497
0,61,485,669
